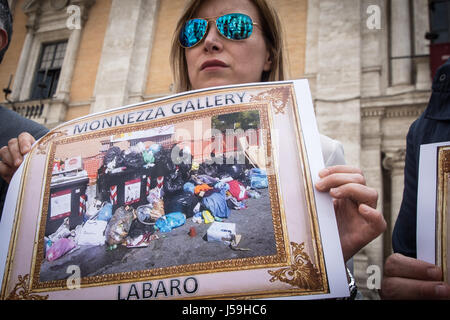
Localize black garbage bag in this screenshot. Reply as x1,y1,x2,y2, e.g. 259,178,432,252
153,147,175,178
218,163,246,181
128,219,155,239
164,192,199,218
177,161,192,181
171,144,193,169
104,146,121,163
104,146,125,167
164,169,185,195
124,151,145,169
198,162,219,177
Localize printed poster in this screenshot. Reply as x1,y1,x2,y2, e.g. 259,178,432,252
0,80,348,300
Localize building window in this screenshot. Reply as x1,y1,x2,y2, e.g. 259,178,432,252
31,41,67,100
428,0,450,78
429,0,450,44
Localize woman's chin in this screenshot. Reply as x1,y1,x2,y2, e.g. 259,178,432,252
194,79,238,90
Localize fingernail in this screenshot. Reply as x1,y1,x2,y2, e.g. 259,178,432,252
14,159,22,167
359,204,370,214
319,168,329,177
427,267,441,280
330,188,340,197
315,181,324,190
435,284,449,297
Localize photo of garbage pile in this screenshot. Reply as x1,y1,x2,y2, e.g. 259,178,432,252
39,115,278,283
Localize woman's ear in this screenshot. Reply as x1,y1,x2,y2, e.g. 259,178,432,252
0,28,8,51
263,50,272,72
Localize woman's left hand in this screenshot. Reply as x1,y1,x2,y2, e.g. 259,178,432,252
0,132,35,183
315,165,386,262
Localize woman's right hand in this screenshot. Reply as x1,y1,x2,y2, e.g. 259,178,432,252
315,165,386,262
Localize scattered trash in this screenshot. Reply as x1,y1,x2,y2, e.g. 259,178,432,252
191,161,200,171
149,199,165,220
183,182,195,194
149,143,162,155
154,212,186,233
136,205,154,225
147,187,163,204
164,192,199,218
142,150,155,164
206,222,236,245
164,169,186,195
246,189,261,199
194,184,213,195
44,237,52,253
202,210,215,224
97,202,113,222
229,234,251,251
128,219,155,239
85,200,101,221
75,219,107,246
48,218,71,243
249,168,268,189
42,141,270,265
188,227,197,237
226,194,246,210
227,180,248,201
46,238,77,261
125,233,159,248
123,151,145,170
105,206,135,246
214,181,230,194
193,174,219,185
192,212,203,224
202,191,230,218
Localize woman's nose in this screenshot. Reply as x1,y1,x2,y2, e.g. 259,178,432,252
203,23,223,52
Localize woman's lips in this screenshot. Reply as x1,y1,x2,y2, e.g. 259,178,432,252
201,59,228,71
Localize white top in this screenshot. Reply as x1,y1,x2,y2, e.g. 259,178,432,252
320,134,345,167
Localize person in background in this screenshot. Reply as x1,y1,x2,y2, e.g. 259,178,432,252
381,59,450,300
0,0,49,218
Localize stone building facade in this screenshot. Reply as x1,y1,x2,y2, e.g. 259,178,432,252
0,0,438,299
304,0,433,299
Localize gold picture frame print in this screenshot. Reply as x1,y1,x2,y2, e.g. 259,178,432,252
437,146,450,283
0,80,349,300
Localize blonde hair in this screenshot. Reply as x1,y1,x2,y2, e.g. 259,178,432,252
170,0,287,93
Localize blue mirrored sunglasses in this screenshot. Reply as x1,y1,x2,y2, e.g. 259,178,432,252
179,13,259,48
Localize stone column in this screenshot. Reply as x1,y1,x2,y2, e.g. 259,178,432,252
127,0,159,104
11,8,39,101
361,0,385,97
303,0,320,97
390,0,412,86
413,0,431,90
90,0,159,113
54,1,95,102
358,110,385,299
382,149,406,236
54,28,82,103
314,0,361,167
50,0,94,124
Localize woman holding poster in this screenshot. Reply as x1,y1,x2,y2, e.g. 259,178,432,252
0,0,386,300
170,0,385,267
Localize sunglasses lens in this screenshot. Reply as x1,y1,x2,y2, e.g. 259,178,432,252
216,13,253,40
179,19,208,47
